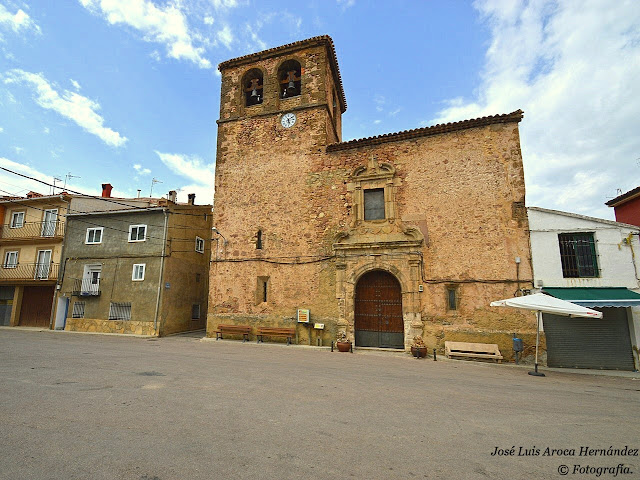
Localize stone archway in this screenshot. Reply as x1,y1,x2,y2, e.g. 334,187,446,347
354,270,404,348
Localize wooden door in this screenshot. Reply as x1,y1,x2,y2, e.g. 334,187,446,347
354,270,404,348
18,286,54,327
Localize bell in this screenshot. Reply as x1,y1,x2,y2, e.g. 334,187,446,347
251,88,258,98
287,80,295,93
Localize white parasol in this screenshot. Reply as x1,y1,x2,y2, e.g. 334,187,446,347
490,293,603,376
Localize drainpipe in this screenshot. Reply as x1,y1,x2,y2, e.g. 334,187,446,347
49,196,69,330
153,209,169,336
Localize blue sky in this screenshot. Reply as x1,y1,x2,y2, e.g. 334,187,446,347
0,1,638,219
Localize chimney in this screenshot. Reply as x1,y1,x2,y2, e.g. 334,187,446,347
188,193,196,205
101,183,113,198
168,190,177,203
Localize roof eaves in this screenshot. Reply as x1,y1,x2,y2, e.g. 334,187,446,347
326,110,524,152
605,186,640,207
528,206,640,230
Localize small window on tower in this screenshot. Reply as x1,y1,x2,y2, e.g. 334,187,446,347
256,230,263,250
242,68,263,106
278,59,301,99
364,188,385,220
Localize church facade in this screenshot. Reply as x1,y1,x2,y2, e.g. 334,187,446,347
207,36,535,356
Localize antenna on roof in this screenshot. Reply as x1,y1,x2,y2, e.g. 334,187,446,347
64,172,80,190
52,177,63,195
150,178,162,197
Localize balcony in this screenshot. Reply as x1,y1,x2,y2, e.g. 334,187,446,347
71,278,101,297
0,263,60,281
0,221,65,241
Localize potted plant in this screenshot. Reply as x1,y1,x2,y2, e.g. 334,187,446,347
411,335,427,359
336,330,352,352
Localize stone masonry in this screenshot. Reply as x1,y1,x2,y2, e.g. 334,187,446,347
208,36,536,358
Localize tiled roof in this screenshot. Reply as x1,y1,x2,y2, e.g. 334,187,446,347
605,186,640,207
326,110,524,152
218,35,347,113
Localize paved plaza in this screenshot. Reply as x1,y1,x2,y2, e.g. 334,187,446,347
0,329,638,479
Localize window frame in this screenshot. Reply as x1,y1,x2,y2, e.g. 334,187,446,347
128,224,147,242
108,302,132,321
10,211,25,228
3,250,19,268
72,301,85,319
363,188,386,221
191,304,201,320
558,232,600,278
132,263,146,281
195,236,205,254
446,285,459,311
85,227,104,245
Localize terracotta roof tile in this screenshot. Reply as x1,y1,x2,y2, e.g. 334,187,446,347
326,110,524,152
218,35,347,113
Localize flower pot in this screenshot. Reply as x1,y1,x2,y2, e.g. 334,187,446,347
336,341,351,352
411,346,427,358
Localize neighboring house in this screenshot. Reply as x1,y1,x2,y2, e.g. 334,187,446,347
606,186,640,227
0,192,69,328
58,191,212,336
528,206,640,370
207,35,535,356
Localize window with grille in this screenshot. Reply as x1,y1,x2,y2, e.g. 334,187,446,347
446,286,458,311
86,227,103,244
192,304,200,319
109,302,131,320
364,188,385,220
72,302,85,318
558,232,599,278
128,225,147,242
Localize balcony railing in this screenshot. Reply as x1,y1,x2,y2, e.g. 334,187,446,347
71,278,101,297
0,221,65,240
0,263,60,281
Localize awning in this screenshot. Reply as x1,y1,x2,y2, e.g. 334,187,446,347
542,287,640,308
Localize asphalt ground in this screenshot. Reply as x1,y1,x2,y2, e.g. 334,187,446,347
0,329,638,480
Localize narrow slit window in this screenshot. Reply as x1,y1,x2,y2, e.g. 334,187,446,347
447,287,458,311
256,230,262,249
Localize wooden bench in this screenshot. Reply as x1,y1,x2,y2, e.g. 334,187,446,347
444,341,503,363
256,327,296,345
215,324,252,342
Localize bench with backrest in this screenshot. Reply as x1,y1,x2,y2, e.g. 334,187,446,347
215,324,252,342
444,341,503,363
256,327,296,345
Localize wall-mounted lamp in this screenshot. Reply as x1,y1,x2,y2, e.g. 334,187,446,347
515,256,521,264
212,226,228,245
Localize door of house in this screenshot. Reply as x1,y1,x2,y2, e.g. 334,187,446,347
82,265,101,295
354,270,404,348
35,250,52,280
18,286,54,327
42,209,58,237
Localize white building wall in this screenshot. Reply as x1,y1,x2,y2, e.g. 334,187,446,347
528,207,640,365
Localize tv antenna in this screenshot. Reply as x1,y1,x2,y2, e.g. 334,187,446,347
150,178,162,197
64,172,80,190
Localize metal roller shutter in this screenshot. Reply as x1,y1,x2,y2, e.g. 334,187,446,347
543,307,635,370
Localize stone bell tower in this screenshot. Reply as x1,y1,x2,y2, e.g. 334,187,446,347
208,36,349,336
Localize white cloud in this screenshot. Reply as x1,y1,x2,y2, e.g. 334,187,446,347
0,126,3,133
432,0,640,220
43,126,49,134
204,16,214,25
133,164,151,175
373,119,381,125
216,24,233,49
155,151,215,203
212,0,239,9
79,0,211,69
337,0,356,10
4,69,128,147
70,79,81,90
0,4,40,34
12,146,23,154
244,23,266,51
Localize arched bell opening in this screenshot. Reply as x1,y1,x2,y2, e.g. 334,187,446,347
278,59,301,99
242,68,264,106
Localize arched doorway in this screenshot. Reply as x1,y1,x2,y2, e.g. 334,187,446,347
354,270,404,348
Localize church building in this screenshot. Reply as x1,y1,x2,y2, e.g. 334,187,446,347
207,36,535,355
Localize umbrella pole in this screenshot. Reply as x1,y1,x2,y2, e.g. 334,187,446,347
528,310,545,377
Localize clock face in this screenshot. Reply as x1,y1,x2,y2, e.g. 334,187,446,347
281,112,296,128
